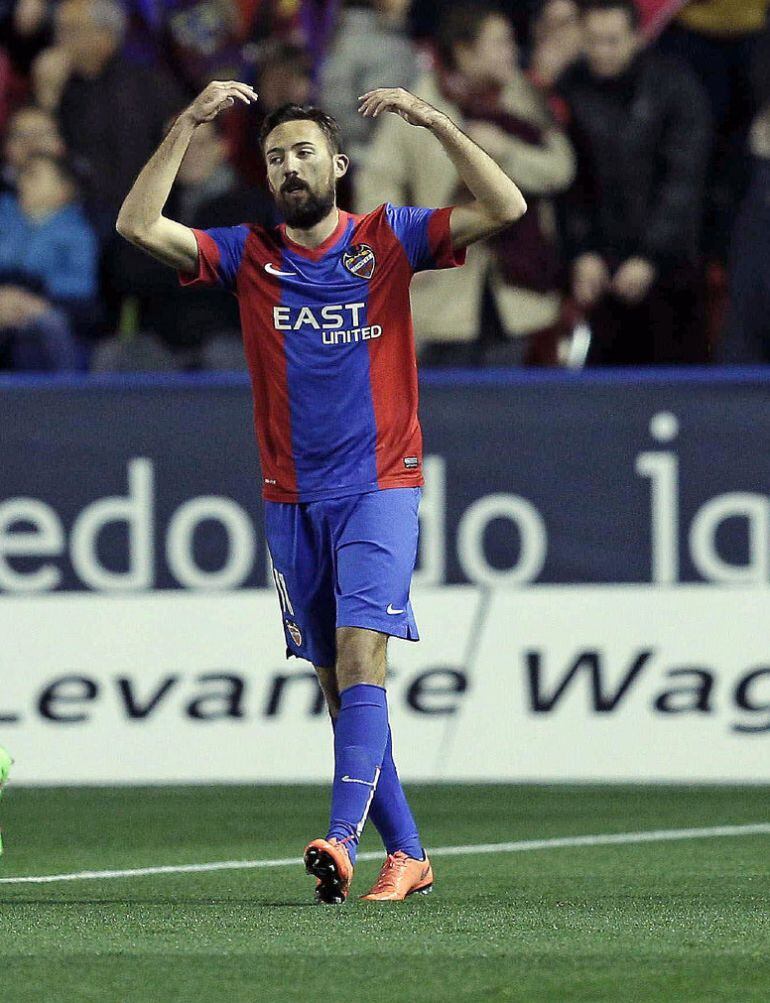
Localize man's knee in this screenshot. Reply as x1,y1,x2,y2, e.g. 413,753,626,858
335,627,388,691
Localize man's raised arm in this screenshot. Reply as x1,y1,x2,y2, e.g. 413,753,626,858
358,87,527,250
116,80,257,272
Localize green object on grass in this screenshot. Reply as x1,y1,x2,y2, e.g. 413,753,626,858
0,744,11,786
0,743,12,856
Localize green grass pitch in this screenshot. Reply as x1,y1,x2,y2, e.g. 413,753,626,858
0,784,768,1002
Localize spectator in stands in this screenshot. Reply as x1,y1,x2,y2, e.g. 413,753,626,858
0,0,55,131
1,104,64,194
257,41,313,114
526,0,583,130
151,0,245,95
657,0,770,261
239,0,304,50
412,0,541,46
174,119,274,229
31,0,185,228
356,3,575,366
173,117,272,365
528,0,583,92
230,41,312,188
95,119,273,371
0,0,54,78
0,51,11,136
320,0,419,163
559,0,712,365
0,152,97,370
31,0,187,336
722,22,770,363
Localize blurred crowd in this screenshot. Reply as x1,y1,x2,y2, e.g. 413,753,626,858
1,0,769,371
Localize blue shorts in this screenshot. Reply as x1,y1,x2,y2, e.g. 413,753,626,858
264,487,421,667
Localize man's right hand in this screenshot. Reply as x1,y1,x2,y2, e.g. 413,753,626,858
572,253,610,309
181,80,258,127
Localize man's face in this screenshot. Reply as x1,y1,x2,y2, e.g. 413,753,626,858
535,0,582,45
56,0,118,74
264,120,342,229
18,158,72,218
456,15,517,88
4,109,63,170
584,8,639,79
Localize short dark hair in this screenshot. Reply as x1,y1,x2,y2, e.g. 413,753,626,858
259,104,342,157
435,3,506,70
581,0,641,29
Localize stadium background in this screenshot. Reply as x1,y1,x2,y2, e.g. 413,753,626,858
1,2,769,1001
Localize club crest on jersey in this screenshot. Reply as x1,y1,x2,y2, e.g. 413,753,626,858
342,244,376,280
286,620,303,646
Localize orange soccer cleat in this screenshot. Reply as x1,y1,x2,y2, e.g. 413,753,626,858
360,851,434,901
303,837,354,904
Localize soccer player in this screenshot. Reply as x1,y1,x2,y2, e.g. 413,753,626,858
117,80,526,903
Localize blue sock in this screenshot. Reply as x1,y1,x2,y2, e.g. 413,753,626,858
326,683,389,864
367,726,424,860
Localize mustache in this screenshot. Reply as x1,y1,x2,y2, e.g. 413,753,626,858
281,178,309,193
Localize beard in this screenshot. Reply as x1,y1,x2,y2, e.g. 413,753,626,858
275,177,336,229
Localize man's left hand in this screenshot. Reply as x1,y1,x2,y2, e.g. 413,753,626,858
612,258,656,305
358,88,444,129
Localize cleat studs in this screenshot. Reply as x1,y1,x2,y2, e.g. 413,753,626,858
305,844,350,905
306,847,346,903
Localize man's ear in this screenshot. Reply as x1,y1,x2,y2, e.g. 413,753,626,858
334,153,350,179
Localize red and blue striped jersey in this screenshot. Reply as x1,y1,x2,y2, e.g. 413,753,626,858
179,203,465,502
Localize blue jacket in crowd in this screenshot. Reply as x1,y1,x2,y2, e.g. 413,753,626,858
0,193,98,307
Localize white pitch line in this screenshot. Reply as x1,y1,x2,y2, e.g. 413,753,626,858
0,822,768,886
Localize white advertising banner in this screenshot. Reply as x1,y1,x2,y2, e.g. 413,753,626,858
1,586,768,784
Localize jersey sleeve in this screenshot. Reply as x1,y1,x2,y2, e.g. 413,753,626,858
384,203,466,273
178,225,249,291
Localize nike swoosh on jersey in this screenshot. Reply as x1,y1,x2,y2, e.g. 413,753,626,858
386,604,405,615
341,775,375,786
264,263,297,277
